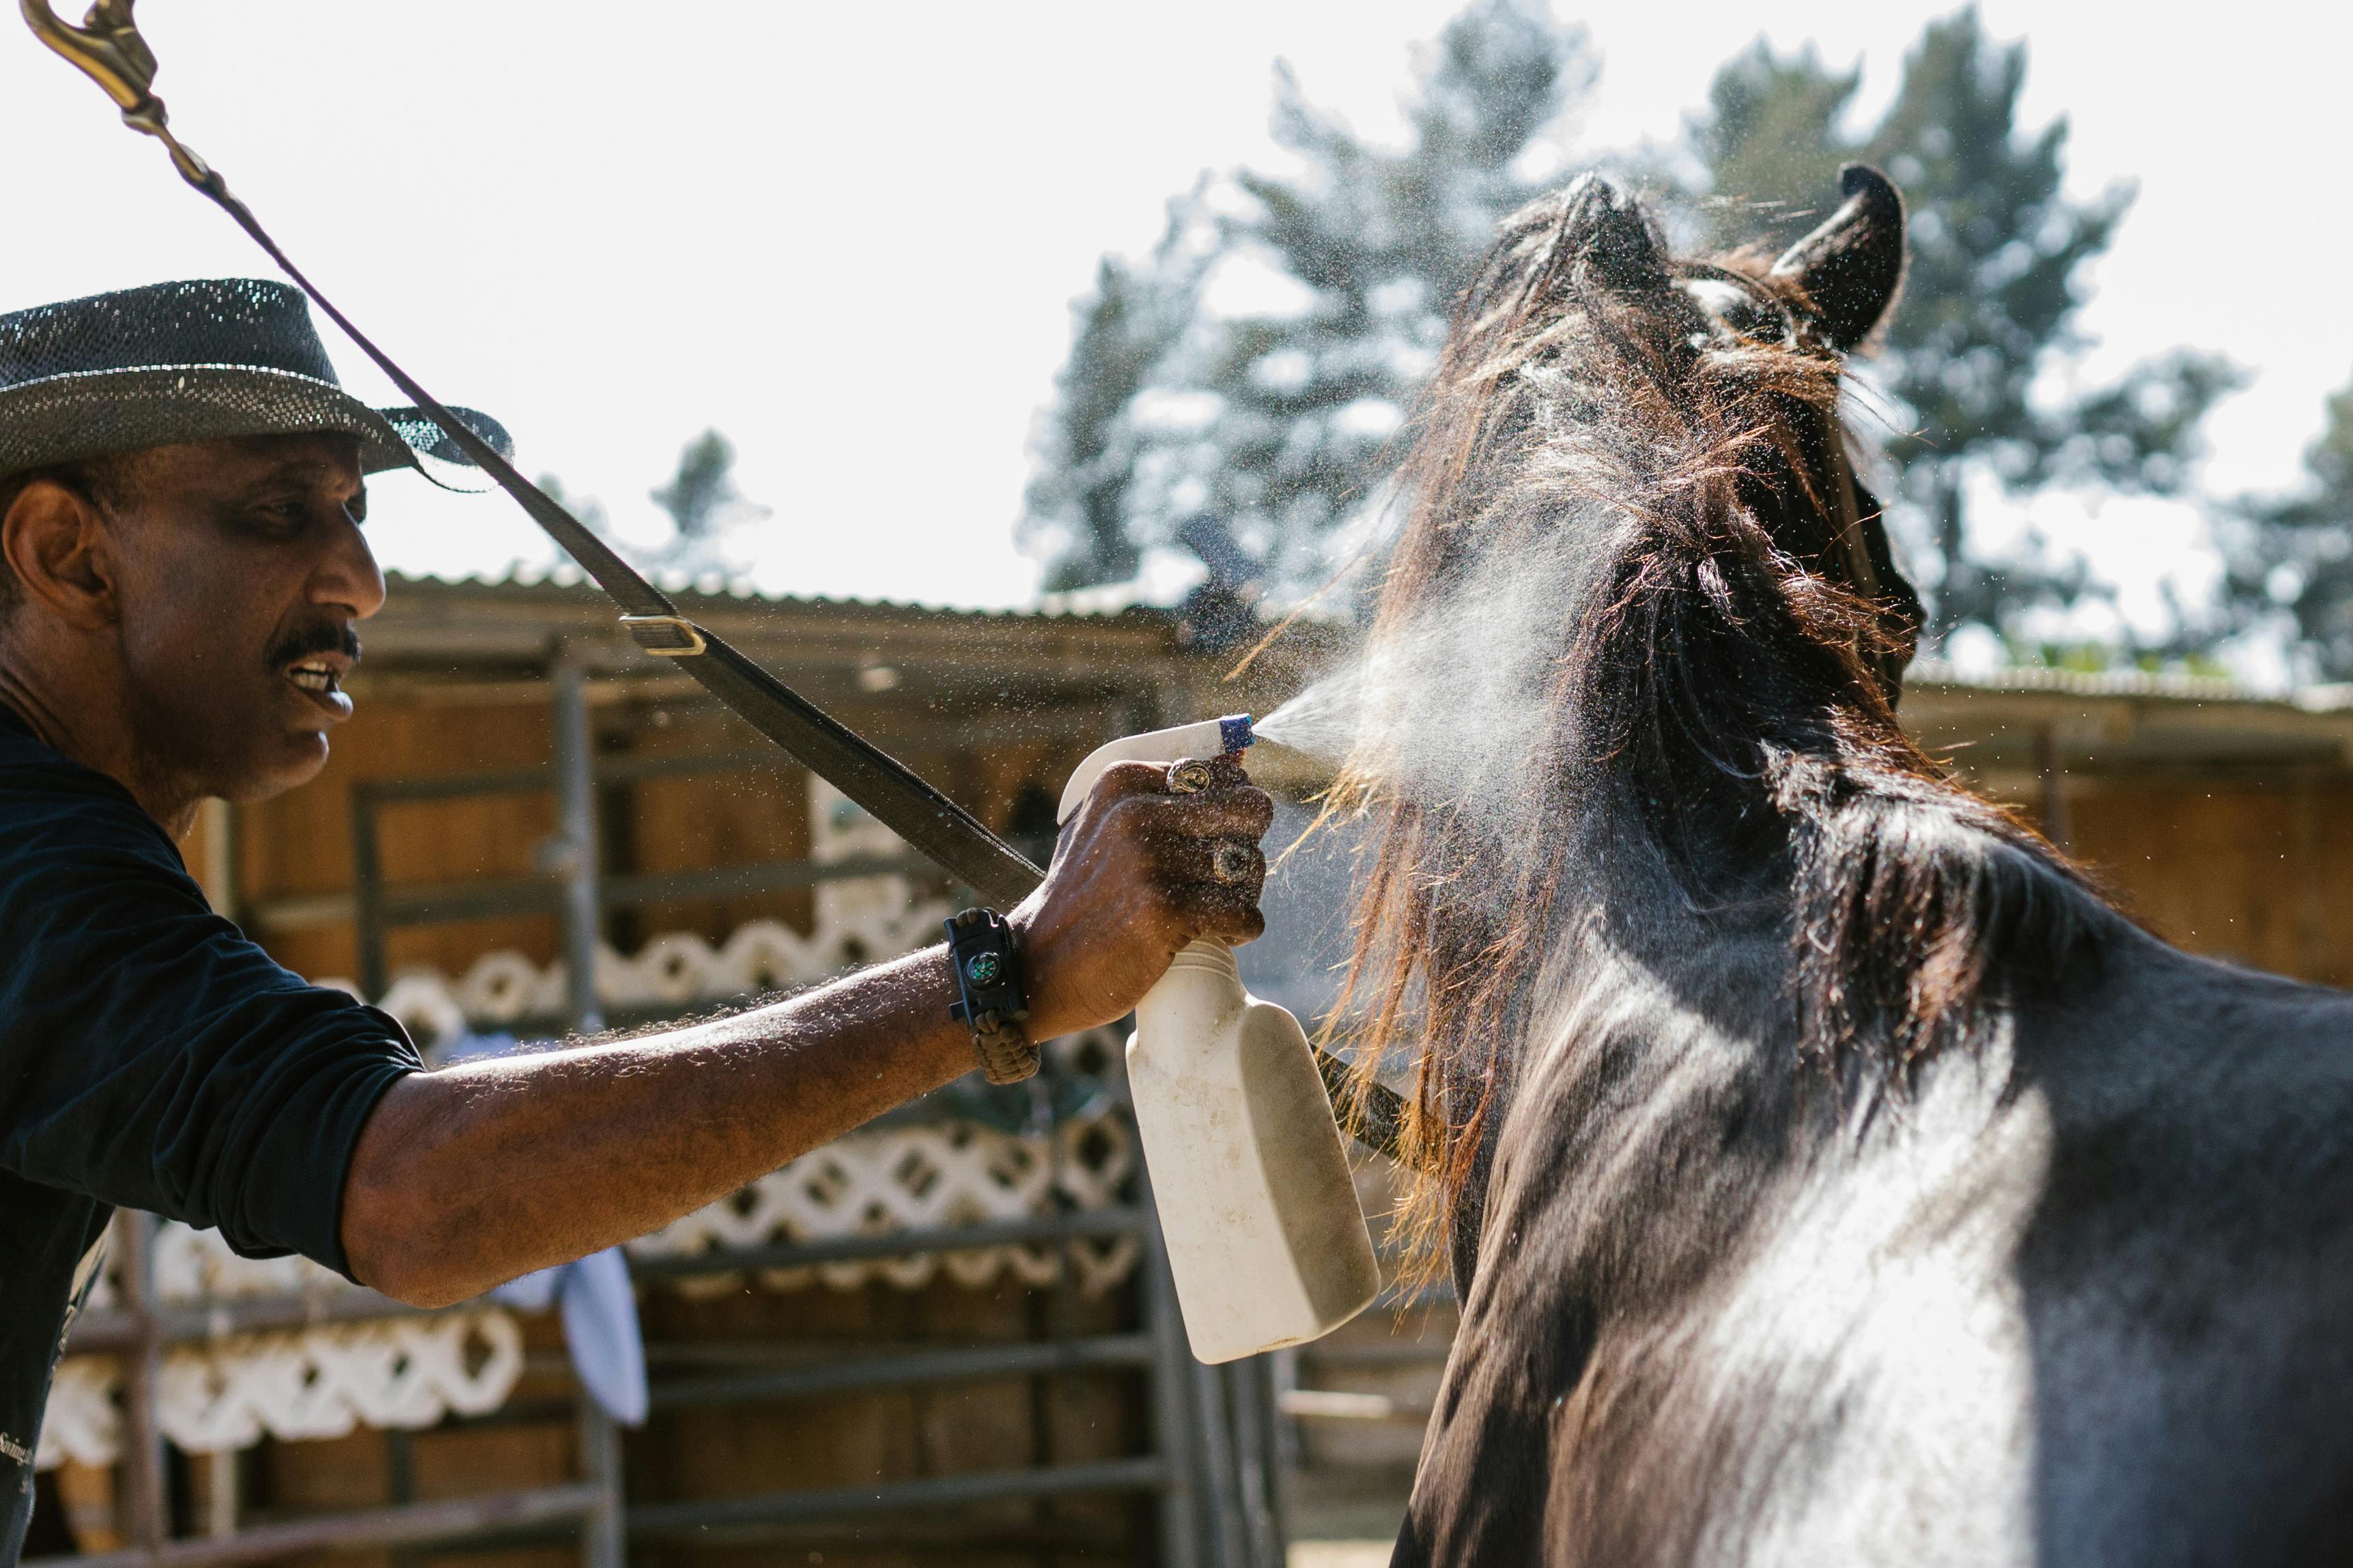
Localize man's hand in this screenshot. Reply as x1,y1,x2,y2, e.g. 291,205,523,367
1011,754,1273,1040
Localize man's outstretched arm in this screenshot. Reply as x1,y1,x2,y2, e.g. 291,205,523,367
340,759,1271,1308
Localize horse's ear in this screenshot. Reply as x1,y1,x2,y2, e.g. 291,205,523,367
1770,164,1906,351
1558,173,1672,296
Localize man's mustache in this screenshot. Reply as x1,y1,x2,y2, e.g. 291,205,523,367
264,619,362,670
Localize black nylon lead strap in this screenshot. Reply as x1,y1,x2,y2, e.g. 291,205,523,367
681,640,1045,908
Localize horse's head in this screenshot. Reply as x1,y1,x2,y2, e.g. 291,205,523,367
1334,167,1941,1266
1342,166,1924,881
1384,162,1919,713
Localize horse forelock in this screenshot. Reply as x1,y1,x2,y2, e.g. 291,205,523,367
1326,174,2115,1277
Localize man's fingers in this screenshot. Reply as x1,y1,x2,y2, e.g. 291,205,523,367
1089,758,1183,806
1170,882,1268,946
1159,836,1267,896
1157,827,1267,947
1122,786,1275,842
1064,752,1274,950
1166,753,1251,795
1061,758,1215,857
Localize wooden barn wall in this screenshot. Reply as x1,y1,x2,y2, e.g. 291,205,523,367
612,704,815,950
2065,780,2352,987
221,695,1116,988
628,1280,1144,1564
227,1280,1147,1568
214,688,2353,1001
238,698,561,983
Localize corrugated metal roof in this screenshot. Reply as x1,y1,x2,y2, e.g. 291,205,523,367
380,572,2350,711
1904,659,2265,705
381,567,1166,623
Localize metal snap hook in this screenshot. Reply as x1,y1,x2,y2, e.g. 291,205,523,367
23,0,217,188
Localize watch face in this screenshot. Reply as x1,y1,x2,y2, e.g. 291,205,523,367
964,952,1004,988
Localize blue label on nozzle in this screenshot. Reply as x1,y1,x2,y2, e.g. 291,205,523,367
1219,714,1255,754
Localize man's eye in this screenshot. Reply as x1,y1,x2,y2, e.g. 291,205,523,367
239,500,312,533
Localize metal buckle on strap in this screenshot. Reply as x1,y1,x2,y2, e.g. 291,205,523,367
621,614,708,657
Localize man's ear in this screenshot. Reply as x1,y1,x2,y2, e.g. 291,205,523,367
3,477,119,629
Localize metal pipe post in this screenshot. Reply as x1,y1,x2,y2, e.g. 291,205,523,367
577,1400,625,1568
350,791,389,1003
1267,1348,1304,1472
552,645,622,1568
195,798,240,925
201,1449,238,1539
2035,723,2073,854
551,647,604,1034
113,1210,168,1552
1225,1358,1282,1568
1189,1356,1247,1568
1258,1355,1294,1553
1137,1172,1202,1568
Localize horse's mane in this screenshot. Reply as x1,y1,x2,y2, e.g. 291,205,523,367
1323,176,2115,1261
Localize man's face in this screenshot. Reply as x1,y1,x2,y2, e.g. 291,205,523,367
102,432,384,802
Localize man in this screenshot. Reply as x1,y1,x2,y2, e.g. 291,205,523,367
0,280,1272,1556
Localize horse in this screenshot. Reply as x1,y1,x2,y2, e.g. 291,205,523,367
1325,166,2353,1566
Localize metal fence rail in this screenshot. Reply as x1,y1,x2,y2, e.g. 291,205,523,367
25,1485,605,1568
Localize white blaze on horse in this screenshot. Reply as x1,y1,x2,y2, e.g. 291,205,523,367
1329,167,2353,1567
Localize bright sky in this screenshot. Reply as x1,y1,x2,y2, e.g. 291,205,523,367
0,3,2341,632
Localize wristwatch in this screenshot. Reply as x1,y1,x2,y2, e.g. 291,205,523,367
944,908,1041,1085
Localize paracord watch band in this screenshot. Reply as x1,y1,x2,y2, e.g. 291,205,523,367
944,908,1040,1085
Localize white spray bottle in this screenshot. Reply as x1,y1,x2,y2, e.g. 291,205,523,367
1058,715,1381,1363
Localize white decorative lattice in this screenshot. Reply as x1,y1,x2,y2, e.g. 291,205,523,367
334,780,955,1041
333,783,1142,1305
354,909,956,1042
71,1223,349,1318
36,1358,119,1470
154,1221,348,1302
35,1311,521,1468
627,1086,1138,1298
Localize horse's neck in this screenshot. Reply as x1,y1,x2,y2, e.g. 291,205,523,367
1465,772,2075,1283
1447,797,1807,1291
1547,784,1802,1023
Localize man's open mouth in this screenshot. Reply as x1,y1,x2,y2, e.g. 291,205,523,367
285,659,341,695
267,621,363,721
279,651,356,719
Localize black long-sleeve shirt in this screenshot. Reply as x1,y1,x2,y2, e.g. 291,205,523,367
0,707,416,1561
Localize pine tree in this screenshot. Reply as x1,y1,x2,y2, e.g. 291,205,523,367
1692,11,2240,646
648,429,770,582
1023,226,1207,592
2214,375,2353,680
1021,0,1596,597
1028,3,2235,649
1689,44,1853,248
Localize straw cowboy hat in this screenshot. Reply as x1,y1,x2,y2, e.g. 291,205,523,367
0,276,507,481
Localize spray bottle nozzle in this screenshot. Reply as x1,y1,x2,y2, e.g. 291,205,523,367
1217,714,1256,755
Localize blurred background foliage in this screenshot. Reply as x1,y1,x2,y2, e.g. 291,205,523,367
1023,1,2342,676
